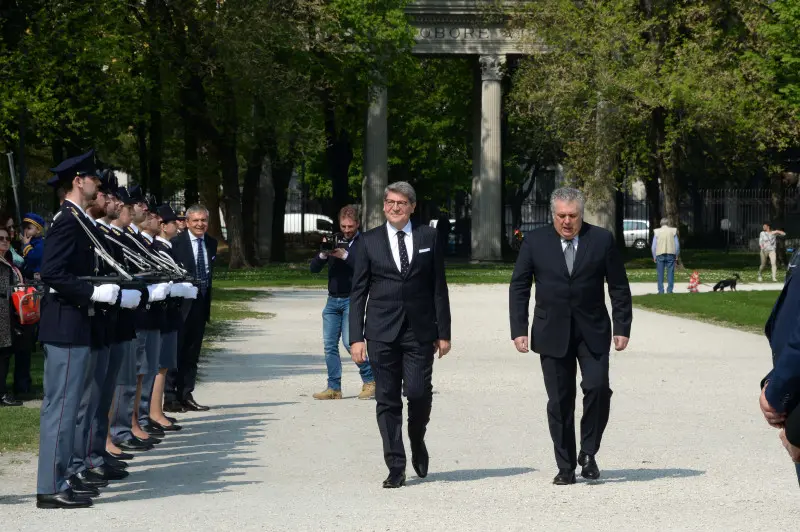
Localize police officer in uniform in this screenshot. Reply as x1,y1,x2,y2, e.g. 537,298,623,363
36,150,121,509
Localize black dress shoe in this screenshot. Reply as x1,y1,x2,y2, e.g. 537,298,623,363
0,393,23,406
116,439,154,452
182,395,210,411
103,456,128,469
411,440,429,479
163,402,185,413
142,424,166,438
553,469,576,485
89,465,129,481
382,469,406,488
36,490,93,509
105,450,134,461
134,435,161,445
76,470,109,488
67,476,100,497
580,454,600,480
150,418,182,431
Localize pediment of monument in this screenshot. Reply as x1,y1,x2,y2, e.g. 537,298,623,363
406,0,541,55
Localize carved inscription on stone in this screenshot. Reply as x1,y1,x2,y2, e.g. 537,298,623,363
416,27,521,41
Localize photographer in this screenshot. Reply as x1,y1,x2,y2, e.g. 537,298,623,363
310,205,375,400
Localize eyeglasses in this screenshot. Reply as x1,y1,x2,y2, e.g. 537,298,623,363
0,236,10,242
384,199,409,208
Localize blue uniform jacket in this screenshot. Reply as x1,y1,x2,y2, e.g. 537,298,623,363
38,202,98,346
763,274,800,413
22,236,44,280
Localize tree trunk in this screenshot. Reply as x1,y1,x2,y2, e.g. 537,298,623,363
322,89,353,216
257,154,275,263
136,121,149,190
218,128,249,269
198,155,223,242
270,158,293,263
183,122,199,208
242,142,266,265
146,0,163,202
771,171,787,268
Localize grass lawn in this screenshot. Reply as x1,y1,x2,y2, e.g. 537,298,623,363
214,249,788,288
632,290,780,334
0,287,272,454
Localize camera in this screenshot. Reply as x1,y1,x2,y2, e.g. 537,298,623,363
320,233,349,252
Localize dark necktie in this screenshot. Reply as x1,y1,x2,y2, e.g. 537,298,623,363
397,231,410,276
564,239,575,275
196,236,208,289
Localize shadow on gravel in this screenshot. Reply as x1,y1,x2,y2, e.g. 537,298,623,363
0,494,34,505
202,352,324,383
588,468,705,484
91,405,282,503
406,467,535,485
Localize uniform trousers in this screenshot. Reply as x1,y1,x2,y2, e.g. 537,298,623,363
36,343,92,494
84,340,128,469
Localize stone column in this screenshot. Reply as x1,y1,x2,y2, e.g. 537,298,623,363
474,54,505,261
363,84,388,231
471,60,482,259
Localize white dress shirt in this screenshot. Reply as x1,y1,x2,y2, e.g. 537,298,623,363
560,234,579,252
190,233,209,274
386,221,413,273
141,232,154,244
156,236,172,248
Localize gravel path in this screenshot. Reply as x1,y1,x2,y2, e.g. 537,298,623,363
1,283,798,530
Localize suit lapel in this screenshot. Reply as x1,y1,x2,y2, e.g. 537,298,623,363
405,226,422,279
571,224,591,277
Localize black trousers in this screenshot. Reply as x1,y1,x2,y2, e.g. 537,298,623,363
0,324,34,396
166,296,207,403
367,324,435,472
540,327,612,470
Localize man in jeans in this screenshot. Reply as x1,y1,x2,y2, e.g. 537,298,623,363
310,206,375,400
759,222,786,282
651,218,680,294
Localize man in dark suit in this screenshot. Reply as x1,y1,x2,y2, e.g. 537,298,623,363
509,187,632,485
759,268,800,484
165,204,217,412
350,181,452,489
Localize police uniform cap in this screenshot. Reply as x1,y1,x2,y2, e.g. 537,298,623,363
116,187,137,206
157,204,178,224
128,184,145,204
47,149,100,188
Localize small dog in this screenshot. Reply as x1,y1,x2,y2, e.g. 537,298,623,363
713,273,741,292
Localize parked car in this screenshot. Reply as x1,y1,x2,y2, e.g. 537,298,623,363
623,219,650,249
284,213,334,234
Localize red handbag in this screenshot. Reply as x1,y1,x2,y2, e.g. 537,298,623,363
1,256,41,325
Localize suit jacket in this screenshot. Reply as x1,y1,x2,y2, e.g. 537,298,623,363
349,223,451,344
170,230,217,322
509,223,632,357
762,274,800,413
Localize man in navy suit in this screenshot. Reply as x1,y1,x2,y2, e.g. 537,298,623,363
760,271,800,483
349,181,452,488
509,187,632,485
164,204,217,412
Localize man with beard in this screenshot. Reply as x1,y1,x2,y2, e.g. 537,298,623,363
36,150,122,509
82,175,143,476
67,174,141,495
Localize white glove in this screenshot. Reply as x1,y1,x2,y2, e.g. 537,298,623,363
184,285,199,300
147,282,171,302
91,284,121,304
169,283,185,298
120,289,142,309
